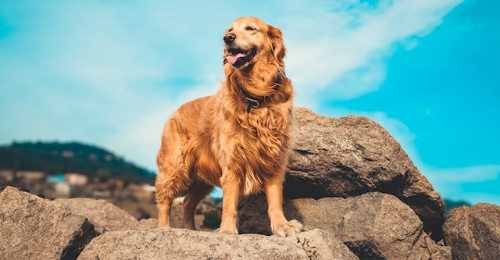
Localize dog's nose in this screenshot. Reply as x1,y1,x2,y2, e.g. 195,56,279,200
223,33,236,44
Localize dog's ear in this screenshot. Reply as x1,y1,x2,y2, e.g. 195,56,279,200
268,25,286,66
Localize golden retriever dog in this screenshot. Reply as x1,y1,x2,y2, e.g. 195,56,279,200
155,17,302,236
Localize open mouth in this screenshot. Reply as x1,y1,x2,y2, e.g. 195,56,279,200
225,48,256,67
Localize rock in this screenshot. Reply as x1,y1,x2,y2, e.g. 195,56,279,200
443,203,500,260
139,218,159,230
286,107,445,239
295,229,359,260
55,198,141,234
78,228,358,260
239,192,451,260
0,186,97,260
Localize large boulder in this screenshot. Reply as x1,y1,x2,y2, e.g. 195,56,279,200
286,107,445,239
443,203,500,260
78,228,359,260
0,186,97,260
55,198,146,234
239,192,451,260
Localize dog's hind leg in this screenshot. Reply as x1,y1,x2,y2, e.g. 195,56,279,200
156,154,192,228
156,115,195,228
155,173,186,228
155,178,174,228
183,181,214,230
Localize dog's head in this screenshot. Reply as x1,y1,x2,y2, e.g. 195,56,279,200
223,17,285,69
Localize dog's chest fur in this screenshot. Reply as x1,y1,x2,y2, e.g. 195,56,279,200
217,104,292,195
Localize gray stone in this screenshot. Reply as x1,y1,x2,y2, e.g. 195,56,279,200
0,186,97,260
78,228,358,260
443,203,500,260
239,192,451,260
55,198,141,234
286,107,445,239
295,229,359,260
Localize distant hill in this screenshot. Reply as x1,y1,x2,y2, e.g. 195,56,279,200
0,141,155,184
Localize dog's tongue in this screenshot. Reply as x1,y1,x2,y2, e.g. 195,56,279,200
226,53,246,65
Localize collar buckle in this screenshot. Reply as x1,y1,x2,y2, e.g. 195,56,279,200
240,88,271,113
246,97,260,109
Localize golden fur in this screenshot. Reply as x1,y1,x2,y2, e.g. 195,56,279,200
155,17,302,236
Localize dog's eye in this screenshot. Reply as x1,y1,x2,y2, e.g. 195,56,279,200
246,26,256,31
228,28,233,32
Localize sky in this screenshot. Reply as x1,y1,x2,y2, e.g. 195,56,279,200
1,0,499,205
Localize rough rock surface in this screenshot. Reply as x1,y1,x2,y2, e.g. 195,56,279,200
0,187,97,260
239,192,451,260
55,198,141,234
139,217,159,229
443,203,500,260
286,107,445,239
78,228,359,260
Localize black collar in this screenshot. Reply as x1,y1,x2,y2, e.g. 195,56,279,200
239,88,271,113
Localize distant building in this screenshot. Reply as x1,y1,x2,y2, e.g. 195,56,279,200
15,171,46,180
142,184,155,192
54,182,71,198
65,173,88,186
61,150,74,158
0,170,14,182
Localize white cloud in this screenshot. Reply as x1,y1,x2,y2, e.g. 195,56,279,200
423,165,500,205
0,0,227,148
458,193,500,206
426,165,500,183
283,0,465,100
106,80,220,171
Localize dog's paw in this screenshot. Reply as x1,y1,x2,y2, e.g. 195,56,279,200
158,224,172,230
272,219,303,237
218,226,239,235
158,221,171,229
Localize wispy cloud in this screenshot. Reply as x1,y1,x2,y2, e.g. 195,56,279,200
427,165,500,183
423,165,500,205
282,0,465,105
0,0,227,152
107,80,221,170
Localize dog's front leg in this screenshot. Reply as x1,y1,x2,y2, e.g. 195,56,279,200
218,171,240,235
264,175,303,237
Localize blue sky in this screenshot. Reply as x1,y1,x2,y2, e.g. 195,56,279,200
1,0,499,205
